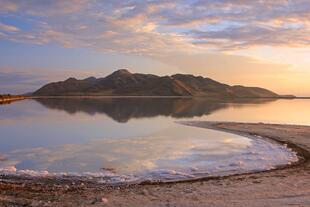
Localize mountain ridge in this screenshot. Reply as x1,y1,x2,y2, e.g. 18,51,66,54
33,69,287,98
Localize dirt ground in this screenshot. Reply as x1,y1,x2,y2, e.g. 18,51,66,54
0,122,309,207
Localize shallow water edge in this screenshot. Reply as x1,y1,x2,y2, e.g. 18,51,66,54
0,121,305,186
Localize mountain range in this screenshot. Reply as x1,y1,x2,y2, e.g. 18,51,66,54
33,69,287,98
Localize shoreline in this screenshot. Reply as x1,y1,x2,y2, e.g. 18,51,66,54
2,95,308,103
0,122,305,186
1,122,309,206
0,96,28,104
31,95,304,99
181,121,310,171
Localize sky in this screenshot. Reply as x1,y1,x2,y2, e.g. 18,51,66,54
0,0,309,96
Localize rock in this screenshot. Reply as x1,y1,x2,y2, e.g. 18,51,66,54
252,180,261,184
184,189,193,194
141,189,149,196
101,197,108,204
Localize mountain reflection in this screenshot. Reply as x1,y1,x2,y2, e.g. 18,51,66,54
34,98,276,123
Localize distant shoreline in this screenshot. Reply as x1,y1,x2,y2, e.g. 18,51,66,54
293,97,310,99
1,95,309,105
30,95,193,99
0,95,28,104
29,95,306,99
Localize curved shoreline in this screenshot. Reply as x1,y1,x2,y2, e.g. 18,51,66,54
1,122,310,206
140,121,310,185
183,122,310,169
0,122,303,186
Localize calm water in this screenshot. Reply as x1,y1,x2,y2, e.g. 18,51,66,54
0,98,307,183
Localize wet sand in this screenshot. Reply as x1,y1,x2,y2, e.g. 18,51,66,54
0,122,309,207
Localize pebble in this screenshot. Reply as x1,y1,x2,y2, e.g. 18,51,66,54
141,189,149,195
183,189,193,194
101,197,108,204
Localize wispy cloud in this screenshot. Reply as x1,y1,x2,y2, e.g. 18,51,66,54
0,22,20,32
0,69,45,94
190,25,310,50
0,0,309,54
1,0,310,95
0,68,96,94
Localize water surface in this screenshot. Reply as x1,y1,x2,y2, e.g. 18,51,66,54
0,98,306,183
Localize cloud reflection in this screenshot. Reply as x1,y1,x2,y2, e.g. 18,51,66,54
2,125,250,174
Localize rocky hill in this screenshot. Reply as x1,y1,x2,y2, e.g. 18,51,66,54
33,69,280,98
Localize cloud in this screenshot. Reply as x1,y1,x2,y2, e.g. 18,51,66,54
0,69,45,94
0,68,96,94
0,0,89,15
190,25,310,50
5,126,249,174
0,0,309,53
1,0,310,96
0,0,18,13
0,22,20,32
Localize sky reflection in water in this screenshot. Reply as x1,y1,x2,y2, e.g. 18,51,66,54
0,98,306,182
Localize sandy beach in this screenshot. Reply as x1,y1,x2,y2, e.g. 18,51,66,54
0,122,309,207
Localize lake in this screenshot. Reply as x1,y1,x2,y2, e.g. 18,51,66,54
0,98,308,184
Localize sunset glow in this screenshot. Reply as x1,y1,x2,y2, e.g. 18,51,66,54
0,0,310,96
